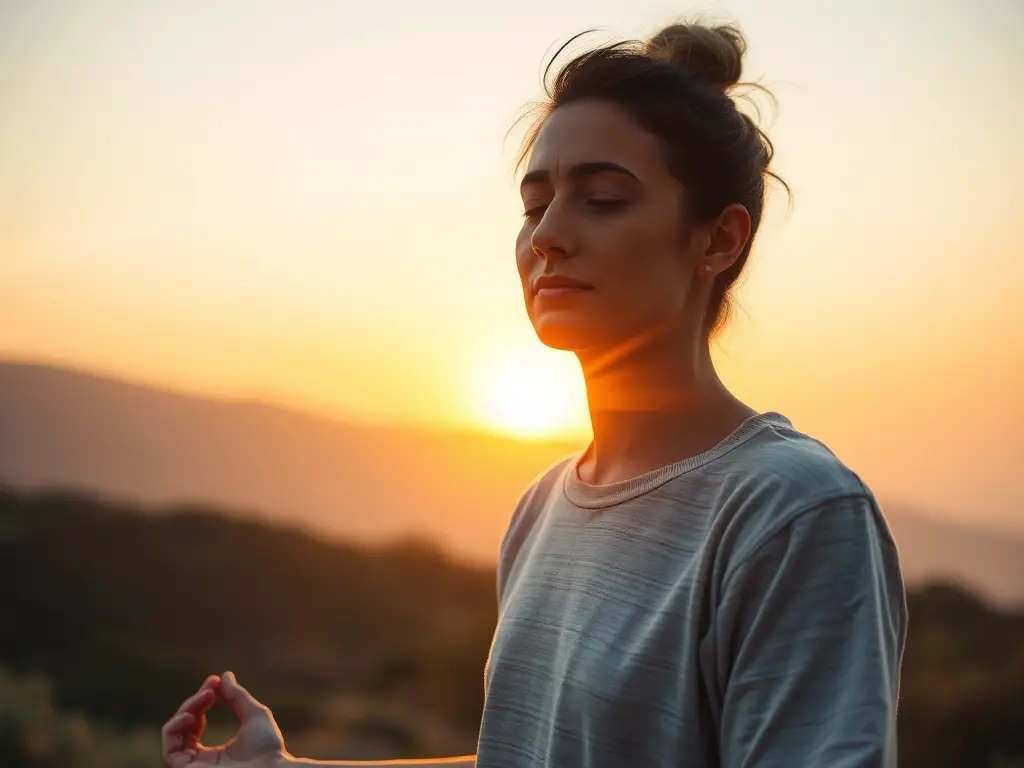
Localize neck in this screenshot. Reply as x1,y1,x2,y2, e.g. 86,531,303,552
576,327,756,486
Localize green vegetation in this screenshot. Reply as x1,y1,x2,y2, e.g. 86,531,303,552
0,667,158,768
1,484,1021,766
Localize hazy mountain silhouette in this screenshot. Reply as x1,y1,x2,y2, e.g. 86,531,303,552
0,360,579,564
1,359,1022,605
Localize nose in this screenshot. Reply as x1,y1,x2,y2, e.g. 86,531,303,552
530,205,573,261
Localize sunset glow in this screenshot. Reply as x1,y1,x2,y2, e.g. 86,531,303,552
0,0,1021,529
472,350,588,440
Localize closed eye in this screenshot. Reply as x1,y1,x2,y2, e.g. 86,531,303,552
522,204,548,221
586,199,627,213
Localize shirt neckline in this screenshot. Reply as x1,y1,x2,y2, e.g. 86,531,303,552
562,411,791,509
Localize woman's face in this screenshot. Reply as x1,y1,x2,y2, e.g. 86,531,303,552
516,99,705,356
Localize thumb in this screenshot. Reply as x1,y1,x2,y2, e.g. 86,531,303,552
220,671,266,722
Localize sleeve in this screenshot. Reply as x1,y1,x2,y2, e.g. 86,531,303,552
716,494,908,768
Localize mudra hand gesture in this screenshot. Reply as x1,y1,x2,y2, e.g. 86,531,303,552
162,672,288,768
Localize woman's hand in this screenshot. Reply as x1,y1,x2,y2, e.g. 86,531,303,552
162,671,289,768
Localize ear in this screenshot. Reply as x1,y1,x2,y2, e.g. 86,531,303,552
696,203,751,278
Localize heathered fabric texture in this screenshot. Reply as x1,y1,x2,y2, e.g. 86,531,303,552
476,412,907,768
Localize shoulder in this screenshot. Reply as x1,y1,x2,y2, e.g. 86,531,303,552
706,413,897,567
722,413,869,501
496,454,576,601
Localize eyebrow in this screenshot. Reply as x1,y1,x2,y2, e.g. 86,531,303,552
520,161,640,188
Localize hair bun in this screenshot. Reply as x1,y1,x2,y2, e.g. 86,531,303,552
645,23,746,92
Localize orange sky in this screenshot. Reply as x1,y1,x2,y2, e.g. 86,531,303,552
1,0,1021,531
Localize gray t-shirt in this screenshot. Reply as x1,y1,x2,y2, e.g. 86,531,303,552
476,412,907,768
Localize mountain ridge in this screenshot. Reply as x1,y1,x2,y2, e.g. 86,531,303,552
1,359,1021,604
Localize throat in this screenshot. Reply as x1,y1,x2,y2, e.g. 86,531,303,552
575,324,757,486
577,401,755,486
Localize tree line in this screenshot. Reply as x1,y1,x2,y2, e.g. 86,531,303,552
1,485,1021,767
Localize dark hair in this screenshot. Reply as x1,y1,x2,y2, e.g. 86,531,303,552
517,22,788,337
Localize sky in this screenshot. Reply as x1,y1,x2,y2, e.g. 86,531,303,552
1,0,1022,530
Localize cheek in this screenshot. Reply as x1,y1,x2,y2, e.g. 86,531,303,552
576,226,691,346
594,211,690,305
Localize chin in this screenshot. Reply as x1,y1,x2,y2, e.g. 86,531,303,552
530,313,604,353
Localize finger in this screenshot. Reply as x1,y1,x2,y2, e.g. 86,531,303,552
166,750,197,768
163,711,194,736
200,673,221,691
164,709,206,742
219,670,266,721
166,746,204,768
173,675,220,717
176,686,216,716
163,712,198,767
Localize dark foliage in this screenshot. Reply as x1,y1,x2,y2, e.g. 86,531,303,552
0,485,494,739
1,484,1021,766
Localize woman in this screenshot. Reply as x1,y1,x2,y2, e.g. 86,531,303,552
162,20,907,768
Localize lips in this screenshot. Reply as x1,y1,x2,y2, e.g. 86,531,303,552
532,274,594,296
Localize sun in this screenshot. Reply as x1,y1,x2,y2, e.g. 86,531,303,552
473,350,588,440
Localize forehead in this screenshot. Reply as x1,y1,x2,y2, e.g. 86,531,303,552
526,99,668,180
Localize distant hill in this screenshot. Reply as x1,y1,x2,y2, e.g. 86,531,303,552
1,360,1022,605
0,360,579,563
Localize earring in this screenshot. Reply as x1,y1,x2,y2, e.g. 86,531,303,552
702,264,713,275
